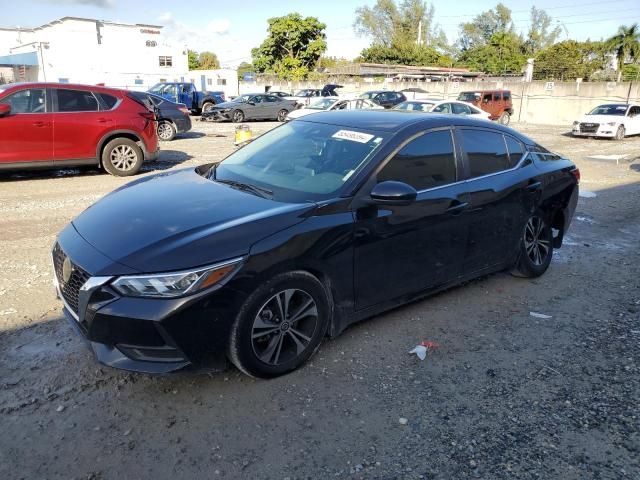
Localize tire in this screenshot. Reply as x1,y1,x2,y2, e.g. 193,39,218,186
201,102,215,114
157,121,176,141
232,109,245,123
228,271,330,379
277,109,289,122
101,138,144,177
498,112,511,125
614,125,625,141
511,211,553,278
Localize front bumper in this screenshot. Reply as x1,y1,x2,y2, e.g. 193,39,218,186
572,126,617,137
201,109,232,122
53,242,245,374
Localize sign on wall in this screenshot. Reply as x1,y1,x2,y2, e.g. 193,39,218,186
545,82,554,91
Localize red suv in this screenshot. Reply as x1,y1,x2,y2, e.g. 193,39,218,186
0,83,159,176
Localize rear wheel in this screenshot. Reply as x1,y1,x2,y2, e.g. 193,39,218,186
498,112,511,125
277,109,289,122
232,109,245,123
157,121,176,141
511,211,553,278
228,271,330,378
614,125,625,140
101,138,143,176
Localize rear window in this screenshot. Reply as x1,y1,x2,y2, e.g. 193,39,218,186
504,135,525,166
461,129,510,178
96,93,119,110
56,89,99,112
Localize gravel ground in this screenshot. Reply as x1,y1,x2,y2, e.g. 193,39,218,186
1,118,639,480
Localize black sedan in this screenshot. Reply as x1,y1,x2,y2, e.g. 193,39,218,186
360,90,407,108
201,93,297,123
53,111,579,378
129,91,191,141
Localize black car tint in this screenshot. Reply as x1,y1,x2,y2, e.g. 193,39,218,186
378,130,456,190
461,129,510,178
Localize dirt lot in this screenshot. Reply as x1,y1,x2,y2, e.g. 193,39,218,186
1,119,639,480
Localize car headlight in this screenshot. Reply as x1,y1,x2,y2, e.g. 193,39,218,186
605,121,617,126
111,258,243,298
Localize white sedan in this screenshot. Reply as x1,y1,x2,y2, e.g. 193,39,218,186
286,97,382,121
572,104,640,140
393,99,491,120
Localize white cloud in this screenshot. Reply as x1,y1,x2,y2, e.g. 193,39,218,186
207,19,230,35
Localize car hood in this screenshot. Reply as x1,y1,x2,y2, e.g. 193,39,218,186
72,168,315,273
212,100,245,109
577,114,624,124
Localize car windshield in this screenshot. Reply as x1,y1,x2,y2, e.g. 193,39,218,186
394,101,434,112
457,92,480,102
588,105,628,115
210,122,387,202
294,90,315,97
307,99,336,110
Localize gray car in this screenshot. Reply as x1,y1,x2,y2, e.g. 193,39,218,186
201,93,297,123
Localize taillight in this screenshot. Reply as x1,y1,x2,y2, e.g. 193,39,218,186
139,111,155,120
571,167,580,184
178,106,190,115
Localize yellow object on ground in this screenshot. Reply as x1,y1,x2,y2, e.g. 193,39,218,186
234,125,253,145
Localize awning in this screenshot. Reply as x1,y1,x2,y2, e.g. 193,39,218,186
0,52,39,67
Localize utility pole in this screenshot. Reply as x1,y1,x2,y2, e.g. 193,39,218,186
417,20,422,46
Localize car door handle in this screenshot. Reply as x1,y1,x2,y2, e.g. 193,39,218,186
526,180,542,191
33,121,50,127
97,118,112,123
446,201,469,214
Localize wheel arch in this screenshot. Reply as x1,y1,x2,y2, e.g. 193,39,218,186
96,130,144,166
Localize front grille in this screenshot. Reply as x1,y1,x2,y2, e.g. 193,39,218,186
52,243,91,315
579,123,599,133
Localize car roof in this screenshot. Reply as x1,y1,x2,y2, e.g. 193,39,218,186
0,82,124,94
402,98,441,103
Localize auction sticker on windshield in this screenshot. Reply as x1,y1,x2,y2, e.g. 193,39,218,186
332,130,375,143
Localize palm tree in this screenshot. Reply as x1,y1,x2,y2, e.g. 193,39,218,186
607,23,640,81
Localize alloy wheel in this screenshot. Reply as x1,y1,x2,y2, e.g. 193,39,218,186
277,109,288,122
251,288,319,366
157,122,174,140
524,216,550,266
109,145,138,171
233,110,244,123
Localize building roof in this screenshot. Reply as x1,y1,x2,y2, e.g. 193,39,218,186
327,62,483,78
0,16,163,32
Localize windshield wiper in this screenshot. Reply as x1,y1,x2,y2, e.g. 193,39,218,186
215,179,274,199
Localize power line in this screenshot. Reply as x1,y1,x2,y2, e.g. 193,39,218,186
437,0,635,17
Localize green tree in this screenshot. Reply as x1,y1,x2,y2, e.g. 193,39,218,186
198,51,220,70
458,3,514,50
358,43,445,66
622,63,640,81
525,7,562,54
607,23,640,81
237,61,254,80
354,0,448,53
188,50,200,70
534,40,607,80
458,31,525,74
251,13,327,80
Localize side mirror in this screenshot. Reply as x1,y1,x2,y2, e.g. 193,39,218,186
248,101,255,106
0,103,11,117
369,181,417,206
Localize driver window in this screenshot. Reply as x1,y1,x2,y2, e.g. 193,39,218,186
377,130,457,190
252,96,263,103
433,103,451,114
3,89,46,113
483,93,492,103
628,106,640,117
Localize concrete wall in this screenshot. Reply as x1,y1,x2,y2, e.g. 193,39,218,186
240,79,640,126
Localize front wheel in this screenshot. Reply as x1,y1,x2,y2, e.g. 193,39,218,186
232,109,245,123
201,102,215,114
277,109,289,122
511,212,553,277
614,125,625,141
101,138,144,176
228,271,330,378
157,121,176,141
498,112,511,125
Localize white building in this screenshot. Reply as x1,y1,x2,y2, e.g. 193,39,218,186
183,69,239,97
0,17,188,89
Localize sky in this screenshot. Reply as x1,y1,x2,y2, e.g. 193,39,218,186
1,0,639,67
